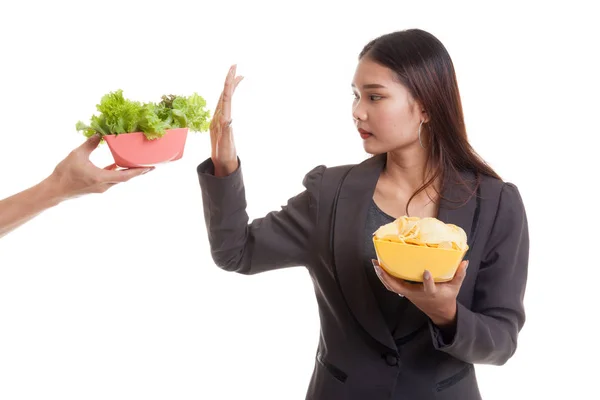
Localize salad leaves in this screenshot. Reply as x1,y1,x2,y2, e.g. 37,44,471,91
76,90,211,140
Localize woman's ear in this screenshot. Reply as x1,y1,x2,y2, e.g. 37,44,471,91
412,98,429,123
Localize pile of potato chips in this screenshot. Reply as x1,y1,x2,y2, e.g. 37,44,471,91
373,216,468,251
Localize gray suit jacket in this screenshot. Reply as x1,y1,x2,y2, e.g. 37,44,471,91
197,153,529,400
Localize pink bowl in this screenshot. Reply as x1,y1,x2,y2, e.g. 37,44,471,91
102,128,188,168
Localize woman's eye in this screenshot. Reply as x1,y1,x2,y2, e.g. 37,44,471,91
352,93,382,101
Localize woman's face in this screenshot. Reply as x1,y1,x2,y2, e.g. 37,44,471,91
351,57,427,155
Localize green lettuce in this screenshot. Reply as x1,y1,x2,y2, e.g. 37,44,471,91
76,89,211,140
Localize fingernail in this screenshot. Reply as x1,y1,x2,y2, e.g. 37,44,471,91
423,270,431,280
465,260,470,269
373,264,382,277
142,168,154,174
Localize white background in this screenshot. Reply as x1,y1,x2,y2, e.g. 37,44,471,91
1,0,598,399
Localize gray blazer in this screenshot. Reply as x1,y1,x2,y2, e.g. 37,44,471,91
197,153,529,400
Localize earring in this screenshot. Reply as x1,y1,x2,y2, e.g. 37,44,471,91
418,120,426,149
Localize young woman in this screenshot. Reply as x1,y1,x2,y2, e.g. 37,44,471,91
197,29,529,400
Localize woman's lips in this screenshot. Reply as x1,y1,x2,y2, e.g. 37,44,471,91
358,128,373,139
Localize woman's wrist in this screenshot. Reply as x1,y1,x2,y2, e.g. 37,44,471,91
212,157,239,177
429,302,457,328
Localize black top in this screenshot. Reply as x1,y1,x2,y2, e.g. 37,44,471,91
363,200,409,335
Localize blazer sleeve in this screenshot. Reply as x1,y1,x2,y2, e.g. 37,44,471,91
429,182,529,365
196,157,326,275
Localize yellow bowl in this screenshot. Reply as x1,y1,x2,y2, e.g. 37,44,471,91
372,237,468,282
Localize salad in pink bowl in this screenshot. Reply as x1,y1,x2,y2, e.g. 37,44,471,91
76,90,211,168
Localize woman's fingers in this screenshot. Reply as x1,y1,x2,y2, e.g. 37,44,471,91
219,65,244,126
372,260,405,295
220,65,236,123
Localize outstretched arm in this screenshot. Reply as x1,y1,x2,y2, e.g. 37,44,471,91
0,134,151,238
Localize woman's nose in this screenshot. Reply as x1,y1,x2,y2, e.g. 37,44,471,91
352,103,366,123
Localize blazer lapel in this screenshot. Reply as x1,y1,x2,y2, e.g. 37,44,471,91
332,153,397,351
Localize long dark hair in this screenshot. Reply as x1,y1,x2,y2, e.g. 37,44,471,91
359,29,500,211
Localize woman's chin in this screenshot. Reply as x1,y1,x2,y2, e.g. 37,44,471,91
362,140,385,155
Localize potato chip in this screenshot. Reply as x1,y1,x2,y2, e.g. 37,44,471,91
373,215,468,251
373,220,399,240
